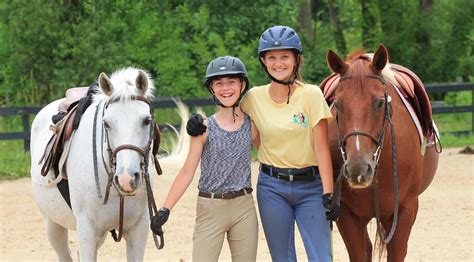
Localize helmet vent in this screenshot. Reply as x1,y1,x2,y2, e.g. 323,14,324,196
268,29,275,40
279,27,287,38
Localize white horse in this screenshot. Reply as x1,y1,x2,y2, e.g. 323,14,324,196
30,67,160,261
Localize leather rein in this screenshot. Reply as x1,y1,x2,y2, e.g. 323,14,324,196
92,95,164,249
333,74,399,244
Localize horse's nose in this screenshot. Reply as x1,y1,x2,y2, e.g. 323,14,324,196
114,168,141,194
344,161,375,188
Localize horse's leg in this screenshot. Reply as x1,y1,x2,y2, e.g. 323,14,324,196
45,218,73,262
337,209,372,262
124,213,149,261
384,198,419,262
75,215,100,261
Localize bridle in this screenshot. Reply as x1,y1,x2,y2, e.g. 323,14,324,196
332,73,400,244
92,95,164,249
335,74,391,165
103,96,155,195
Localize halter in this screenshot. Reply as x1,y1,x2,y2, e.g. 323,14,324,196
92,95,164,249
333,73,400,244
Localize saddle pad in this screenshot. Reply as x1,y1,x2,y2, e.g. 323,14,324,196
319,61,434,138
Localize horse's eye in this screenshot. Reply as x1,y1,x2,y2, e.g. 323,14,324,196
103,120,110,129
143,117,152,126
333,101,343,111
374,98,385,109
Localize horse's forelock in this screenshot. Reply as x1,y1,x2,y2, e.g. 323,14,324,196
346,49,367,62
104,67,155,102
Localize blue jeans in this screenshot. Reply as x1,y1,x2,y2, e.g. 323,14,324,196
257,170,332,262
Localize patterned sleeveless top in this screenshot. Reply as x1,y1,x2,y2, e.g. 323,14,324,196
198,114,252,193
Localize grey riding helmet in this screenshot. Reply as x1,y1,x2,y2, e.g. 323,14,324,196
258,25,302,57
204,56,250,99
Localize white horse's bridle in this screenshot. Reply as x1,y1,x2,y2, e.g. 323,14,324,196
91,95,164,248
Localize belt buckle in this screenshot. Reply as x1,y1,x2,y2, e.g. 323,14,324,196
220,192,226,199
277,173,293,182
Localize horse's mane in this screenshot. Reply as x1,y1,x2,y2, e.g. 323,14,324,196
95,67,155,102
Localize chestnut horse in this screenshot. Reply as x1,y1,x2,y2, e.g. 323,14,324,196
323,45,439,261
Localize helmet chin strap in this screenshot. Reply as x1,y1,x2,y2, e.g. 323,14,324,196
209,85,243,122
260,54,301,104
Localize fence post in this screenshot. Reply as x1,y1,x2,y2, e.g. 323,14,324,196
21,112,30,151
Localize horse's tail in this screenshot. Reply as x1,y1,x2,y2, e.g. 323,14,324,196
373,220,387,261
158,100,206,167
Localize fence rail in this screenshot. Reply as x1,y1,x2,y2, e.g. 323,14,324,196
1,82,473,151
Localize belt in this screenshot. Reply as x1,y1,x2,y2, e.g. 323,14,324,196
198,188,253,199
260,164,318,182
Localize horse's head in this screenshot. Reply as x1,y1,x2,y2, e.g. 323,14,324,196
99,67,155,196
327,45,392,188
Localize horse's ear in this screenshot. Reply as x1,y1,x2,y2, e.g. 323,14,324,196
327,50,348,75
136,71,149,96
371,44,388,72
99,72,113,96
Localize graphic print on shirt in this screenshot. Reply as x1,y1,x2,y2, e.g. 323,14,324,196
293,112,308,127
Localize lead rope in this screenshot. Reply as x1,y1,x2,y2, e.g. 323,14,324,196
144,173,164,249
373,100,399,244
143,121,164,249
92,100,104,198
110,196,125,242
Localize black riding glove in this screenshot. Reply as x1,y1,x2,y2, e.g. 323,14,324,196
322,193,340,221
150,207,170,235
186,113,207,136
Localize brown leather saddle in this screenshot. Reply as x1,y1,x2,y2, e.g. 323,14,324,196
39,86,163,178
39,111,75,178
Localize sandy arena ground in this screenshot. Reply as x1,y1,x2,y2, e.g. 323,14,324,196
0,147,473,261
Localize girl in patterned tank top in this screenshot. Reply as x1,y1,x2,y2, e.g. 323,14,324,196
151,56,260,262
185,26,339,262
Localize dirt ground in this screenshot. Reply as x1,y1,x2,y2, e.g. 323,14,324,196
0,147,472,261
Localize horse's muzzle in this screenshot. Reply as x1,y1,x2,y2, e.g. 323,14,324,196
343,160,375,188
113,171,141,196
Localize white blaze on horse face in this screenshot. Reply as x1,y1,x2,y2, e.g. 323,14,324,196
355,135,361,151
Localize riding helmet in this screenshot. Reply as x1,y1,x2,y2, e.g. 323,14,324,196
258,25,302,57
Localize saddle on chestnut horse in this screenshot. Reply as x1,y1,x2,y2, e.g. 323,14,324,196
320,60,437,151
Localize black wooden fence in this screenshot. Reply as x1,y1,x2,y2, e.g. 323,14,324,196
1,83,473,151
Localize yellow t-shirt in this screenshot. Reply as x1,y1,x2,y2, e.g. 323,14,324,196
241,81,332,168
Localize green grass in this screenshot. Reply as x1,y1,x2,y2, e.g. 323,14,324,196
438,133,474,148
0,140,31,179
1,106,472,179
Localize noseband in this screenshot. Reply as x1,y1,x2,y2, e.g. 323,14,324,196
104,96,155,183
336,74,392,165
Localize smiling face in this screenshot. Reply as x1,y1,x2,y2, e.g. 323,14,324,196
261,49,297,82
210,76,245,107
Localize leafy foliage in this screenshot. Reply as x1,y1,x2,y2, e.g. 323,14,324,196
0,0,472,106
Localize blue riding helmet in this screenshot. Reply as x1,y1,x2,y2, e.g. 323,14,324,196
258,25,302,56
